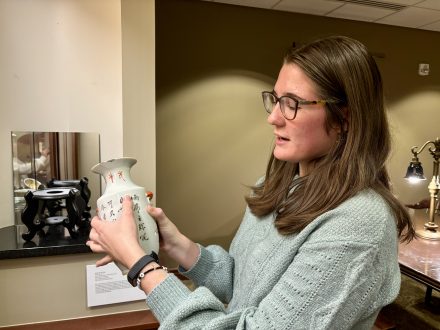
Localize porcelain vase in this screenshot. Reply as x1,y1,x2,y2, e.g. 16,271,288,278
91,157,159,274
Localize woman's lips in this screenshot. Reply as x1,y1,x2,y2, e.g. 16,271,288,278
275,135,290,145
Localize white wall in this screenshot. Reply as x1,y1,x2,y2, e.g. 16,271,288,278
0,0,156,326
0,0,123,228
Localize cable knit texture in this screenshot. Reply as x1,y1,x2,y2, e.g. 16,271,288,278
146,189,400,329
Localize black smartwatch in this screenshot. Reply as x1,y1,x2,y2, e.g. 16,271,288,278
127,251,159,287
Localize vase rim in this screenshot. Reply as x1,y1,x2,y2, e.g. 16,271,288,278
91,157,137,174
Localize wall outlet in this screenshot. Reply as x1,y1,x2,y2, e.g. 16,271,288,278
419,63,430,76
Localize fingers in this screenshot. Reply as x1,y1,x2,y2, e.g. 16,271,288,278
86,239,106,253
88,199,135,267
121,195,134,219
90,216,102,230
96,254,114,267
91,195,133,229
147,205,166,222
92,195,132,225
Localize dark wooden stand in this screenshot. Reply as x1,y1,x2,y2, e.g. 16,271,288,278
399,209,440,304
21,188,87,241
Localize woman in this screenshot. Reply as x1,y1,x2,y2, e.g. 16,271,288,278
87,36,414,329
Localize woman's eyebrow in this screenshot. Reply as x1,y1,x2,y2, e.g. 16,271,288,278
274,89,304,101
285,92,304,100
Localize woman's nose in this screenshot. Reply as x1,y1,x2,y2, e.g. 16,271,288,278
267,103,284,126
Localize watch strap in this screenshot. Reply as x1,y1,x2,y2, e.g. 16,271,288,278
127,251,159,287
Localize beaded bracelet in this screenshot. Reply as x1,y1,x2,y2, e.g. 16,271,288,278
136,265,168,288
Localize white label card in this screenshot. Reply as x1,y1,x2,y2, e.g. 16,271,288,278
86,262,146,307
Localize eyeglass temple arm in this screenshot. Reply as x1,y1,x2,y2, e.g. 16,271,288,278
299,100,328,105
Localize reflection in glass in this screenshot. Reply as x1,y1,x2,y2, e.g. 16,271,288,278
11,131,101,227
12,132,51,189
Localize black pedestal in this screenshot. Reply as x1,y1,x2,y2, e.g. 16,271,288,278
47,177,92,225
21,188,87,241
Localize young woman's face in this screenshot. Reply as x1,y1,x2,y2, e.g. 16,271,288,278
267,63,339,176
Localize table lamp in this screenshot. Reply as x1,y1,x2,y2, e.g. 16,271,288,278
404,137,440,240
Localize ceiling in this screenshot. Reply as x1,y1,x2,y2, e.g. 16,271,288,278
200,0,440,32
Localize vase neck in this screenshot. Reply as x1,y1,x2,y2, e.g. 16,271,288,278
100,167,135,188
92,158,138,187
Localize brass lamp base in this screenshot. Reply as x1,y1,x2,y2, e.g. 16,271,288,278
416,222,440,240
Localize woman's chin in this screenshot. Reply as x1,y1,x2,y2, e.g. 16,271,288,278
273,149,295,163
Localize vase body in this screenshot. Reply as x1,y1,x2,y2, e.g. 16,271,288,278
91,157,159,274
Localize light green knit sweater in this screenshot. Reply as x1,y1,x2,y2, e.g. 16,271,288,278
146,189,400,329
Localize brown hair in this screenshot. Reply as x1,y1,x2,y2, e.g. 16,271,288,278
246,36,414,242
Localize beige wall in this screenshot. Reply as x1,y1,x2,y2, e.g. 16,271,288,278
0,254,147,326
387,93,440,203
0,0,124,228
122,0,156,202
77,132,101,214
155,0,440,264
0,0,155,326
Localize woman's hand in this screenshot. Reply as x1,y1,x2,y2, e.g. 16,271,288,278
87,195,200,271
146,205,181,253
147,205,200,271
87,196,145,269
41,147,50,157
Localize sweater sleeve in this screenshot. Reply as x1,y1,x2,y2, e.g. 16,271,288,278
13,158,32,175
13,155,48,174
34,154,49,171
179,244,234,304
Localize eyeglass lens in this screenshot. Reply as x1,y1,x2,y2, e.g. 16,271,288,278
262,92,298,120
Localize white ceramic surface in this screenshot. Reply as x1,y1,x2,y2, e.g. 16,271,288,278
91,157,159,274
